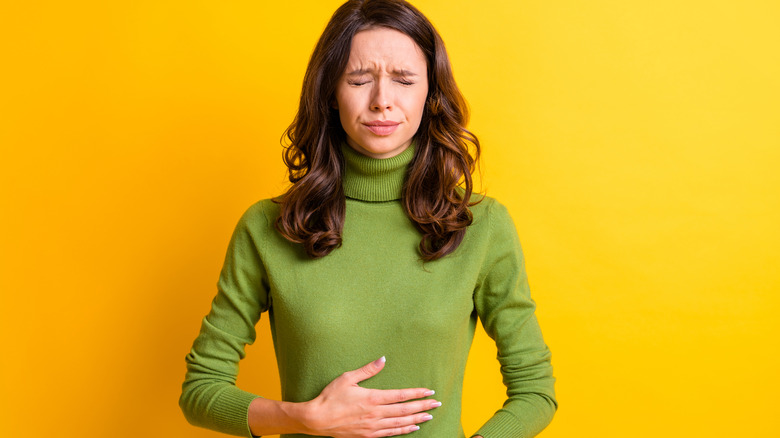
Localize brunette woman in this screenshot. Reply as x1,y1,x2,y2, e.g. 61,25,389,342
180,1,556,437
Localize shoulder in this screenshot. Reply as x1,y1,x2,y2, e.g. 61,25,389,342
227,198,282,249
236,198,280,228
453,194,521,258
469,194,517,232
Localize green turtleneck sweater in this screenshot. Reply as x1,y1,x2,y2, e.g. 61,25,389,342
180,145,557,438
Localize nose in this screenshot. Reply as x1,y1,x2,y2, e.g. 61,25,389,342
370,80,392,111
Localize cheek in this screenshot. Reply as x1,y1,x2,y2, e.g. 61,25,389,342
335,91,362,118
407,88,429,119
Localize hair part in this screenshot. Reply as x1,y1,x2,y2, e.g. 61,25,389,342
275,0,481,261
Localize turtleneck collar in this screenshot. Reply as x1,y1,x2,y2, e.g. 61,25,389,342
341,142,415,202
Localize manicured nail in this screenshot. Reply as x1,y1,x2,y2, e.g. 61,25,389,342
375,356,386,365
424,390,435,396
422,414,433,421
431,401,442,408
411,425,420,431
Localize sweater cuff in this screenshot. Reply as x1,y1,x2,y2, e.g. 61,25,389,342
473,410,526,438
211,385,261,437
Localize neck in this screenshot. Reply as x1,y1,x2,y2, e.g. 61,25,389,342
341,143,415,202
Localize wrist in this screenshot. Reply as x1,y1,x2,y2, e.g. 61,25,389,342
286,398,328,436
248,398,313,436
284,399,318,436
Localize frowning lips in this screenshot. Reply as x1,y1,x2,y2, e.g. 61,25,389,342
363,120,400,136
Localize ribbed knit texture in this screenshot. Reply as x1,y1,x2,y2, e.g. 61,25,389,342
341,142,413,201
180,145,557,437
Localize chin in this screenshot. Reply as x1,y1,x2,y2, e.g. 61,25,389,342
352,139,412,159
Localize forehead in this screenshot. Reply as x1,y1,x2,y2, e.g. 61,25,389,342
345,27,426,71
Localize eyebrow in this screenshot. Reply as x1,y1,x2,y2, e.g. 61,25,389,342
345,68,419,77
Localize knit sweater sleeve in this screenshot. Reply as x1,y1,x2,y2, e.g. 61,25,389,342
472,200,557,438
179,202,270,437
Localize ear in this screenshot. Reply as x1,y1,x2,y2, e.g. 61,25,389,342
331,99,339,110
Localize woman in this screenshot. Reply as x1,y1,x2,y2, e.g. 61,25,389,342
180,1,557,437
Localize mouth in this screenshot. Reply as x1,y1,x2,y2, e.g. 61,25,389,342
363,120,400,136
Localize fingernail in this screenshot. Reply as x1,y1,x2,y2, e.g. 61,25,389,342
374,356,386,365
431,401,442,408
411,425,420,431
422,414,433,421
424,390,435,396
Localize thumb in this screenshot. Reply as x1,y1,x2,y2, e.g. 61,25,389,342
345,356,386,384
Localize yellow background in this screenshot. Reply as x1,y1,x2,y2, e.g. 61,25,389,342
1,1,778,437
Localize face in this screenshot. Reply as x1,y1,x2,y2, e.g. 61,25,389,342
334,27,429,159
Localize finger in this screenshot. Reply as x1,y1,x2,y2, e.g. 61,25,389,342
375,411,434,429
372,413,433,437
342,356,386,384
379,399,442,418
369,387,437,405
373,424,421,437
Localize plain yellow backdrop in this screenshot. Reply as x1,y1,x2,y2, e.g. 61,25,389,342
1,1,778,437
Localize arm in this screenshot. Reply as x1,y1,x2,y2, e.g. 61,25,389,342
179,203,271,436
471,201,557,438
180,203,440,437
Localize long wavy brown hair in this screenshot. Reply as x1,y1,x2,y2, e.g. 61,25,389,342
276,0,481,261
